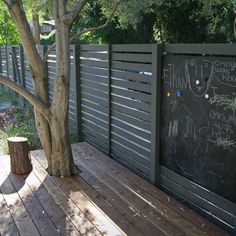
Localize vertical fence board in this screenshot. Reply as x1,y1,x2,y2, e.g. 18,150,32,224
108,44,112,156
150,44,164,186
19,46,25,87
73,45,81,141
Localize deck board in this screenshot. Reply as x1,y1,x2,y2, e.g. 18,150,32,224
0,142,229,236
72,142,227,236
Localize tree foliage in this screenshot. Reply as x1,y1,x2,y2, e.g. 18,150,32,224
153,0,236,43
0,2,20,44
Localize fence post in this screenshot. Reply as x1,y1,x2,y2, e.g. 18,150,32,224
19,45,26,106
73,45,82,142
108,44,112,156
11,46,20,84
150,44,164,186
42,45,49,100
5,45,9,80
0,46,2,74
19,45,25,88
0,46,2,90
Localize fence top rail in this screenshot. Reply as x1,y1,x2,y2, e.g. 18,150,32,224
164,43,236,56
1,43,236,55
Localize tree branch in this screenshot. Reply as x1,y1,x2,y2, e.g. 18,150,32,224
62,0,87,25
71,0,123,41
0,74,52,121
3,0,43,74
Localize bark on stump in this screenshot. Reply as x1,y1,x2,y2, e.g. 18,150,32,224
7,137,32,174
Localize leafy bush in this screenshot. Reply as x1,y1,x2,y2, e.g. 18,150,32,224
0,105,41,154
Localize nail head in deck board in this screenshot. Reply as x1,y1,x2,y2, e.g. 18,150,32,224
0,177,40,236
31,152,126,236
0,193,20,236
9,175,59,236
32,150,164,236
30,156,103,235
25,171,86,235
74,150,206,236
72,148,185,236
72,142,228,236
76,163,164,236
33,156,126,236
0,155,81,235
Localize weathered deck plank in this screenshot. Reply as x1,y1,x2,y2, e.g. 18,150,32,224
30,156,102,236
0,192,20,236
25,172,80,235
0,176,40,236
32,151,126,236
0,142,229,236
72,142,228,236
35,150,162,236
0,154,80,236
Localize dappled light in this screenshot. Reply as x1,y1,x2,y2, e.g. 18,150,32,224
0,144,228,235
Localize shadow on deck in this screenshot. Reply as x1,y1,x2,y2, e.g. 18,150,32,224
0,142,229,235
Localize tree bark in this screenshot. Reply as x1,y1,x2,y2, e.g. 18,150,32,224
48,0,75,176
32,13,40,44
7,137,32,175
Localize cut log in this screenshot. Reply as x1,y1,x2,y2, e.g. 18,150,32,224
7,137,32,175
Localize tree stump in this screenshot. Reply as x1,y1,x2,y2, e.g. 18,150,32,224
7,137,32,174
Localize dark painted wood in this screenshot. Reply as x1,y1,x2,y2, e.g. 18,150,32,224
165,43,236,55
80,51,108,60
112,61,152,73
112,52,152,63
150,44,164,185
80,44,108,51
112,44,152,53
111,116,151,140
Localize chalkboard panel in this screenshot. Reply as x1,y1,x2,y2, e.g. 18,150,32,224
161,55,236,203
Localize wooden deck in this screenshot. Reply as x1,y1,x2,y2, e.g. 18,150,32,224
0,142,229,236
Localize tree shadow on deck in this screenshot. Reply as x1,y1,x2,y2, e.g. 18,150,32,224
30,152,111,236
0,155,105,235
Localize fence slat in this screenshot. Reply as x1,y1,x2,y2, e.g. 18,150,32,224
111,87,151,103
150,44,163,185
112,53,152,63
112,61,152,73
112,44,152,53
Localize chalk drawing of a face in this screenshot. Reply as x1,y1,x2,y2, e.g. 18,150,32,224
185,59,213,97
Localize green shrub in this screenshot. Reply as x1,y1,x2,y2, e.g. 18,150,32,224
0,105,41,154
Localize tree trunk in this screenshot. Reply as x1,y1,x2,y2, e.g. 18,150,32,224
2,0,77,177
46,0,75,177
32,13,40,44
7,137,32,174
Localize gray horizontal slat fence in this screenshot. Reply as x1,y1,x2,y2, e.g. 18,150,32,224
24,52,33,93
79,44,110,154
0,45,78,139
0,47,7,77
1,44,235,234
111,44,152,179
7,46,14,82
78,44,152,179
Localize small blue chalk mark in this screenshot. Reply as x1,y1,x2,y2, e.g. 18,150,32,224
176,90,183,97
